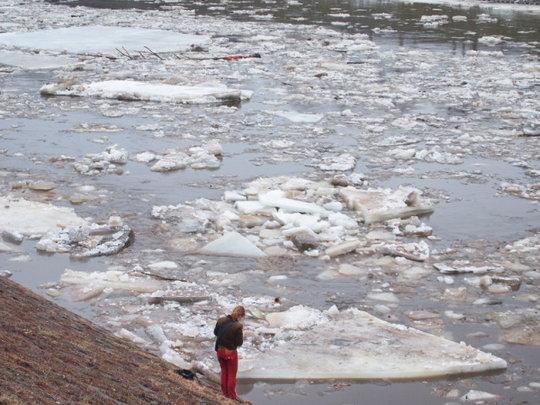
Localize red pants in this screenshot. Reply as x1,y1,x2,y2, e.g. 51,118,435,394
217,348,238,400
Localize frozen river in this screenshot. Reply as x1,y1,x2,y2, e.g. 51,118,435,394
0,0,539,404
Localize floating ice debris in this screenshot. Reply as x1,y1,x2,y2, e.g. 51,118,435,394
266,305,327,330
494,309,540,346
199,231,267,258
1,230,23,245
433,262,501,274
150,141,223,172
60,269,164,299
0,195,87,238
272,110,324,123
504,234,539,254
70,122,123,133
115,329,150,346
499,182,540,201
259,190,327,215
340,186,434,224
367,292,399,303
36,218,132,257
146,324,192,369
325,240,363,257
0,240,16,252
0,50,76,70
73,144,128,176
461,390,499,402
40,81,253,104
148,261,178,271
478,36,504,46
319,153,356,171
28,181,56,191
239,308,507,380
0,25,209,55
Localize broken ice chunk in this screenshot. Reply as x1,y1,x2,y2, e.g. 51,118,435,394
40,80,253,104
339,186,433,224
319,153,356,171
199,231,266,258
259,190,328,215
266,305,327,330
379,241,430,262
272,110,323,123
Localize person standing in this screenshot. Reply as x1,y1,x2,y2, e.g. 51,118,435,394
214,306,245,400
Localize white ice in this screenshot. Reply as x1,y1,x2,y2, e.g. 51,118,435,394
40,80,253,104
0,50,76,70
0,25,208,55
199,231,267,258
272,110,324,123
239,308,507,380
0,196,87,238
340,186,434,224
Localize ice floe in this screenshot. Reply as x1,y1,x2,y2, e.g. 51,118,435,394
40,80,253,104
239,308,507,380
0,195,87,238
0,25,208,55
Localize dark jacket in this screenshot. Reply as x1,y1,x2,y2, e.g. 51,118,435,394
214,315,243,351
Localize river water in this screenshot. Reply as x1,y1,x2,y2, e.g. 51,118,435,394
1,0,539,404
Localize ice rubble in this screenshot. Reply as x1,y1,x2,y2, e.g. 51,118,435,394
0,25,208,55
239,307,507,380
151,176,434,258
40,81,253,105
149,140,223,172
0,195,87,238
73,144,128,176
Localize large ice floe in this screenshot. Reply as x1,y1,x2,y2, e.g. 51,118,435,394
0,195,87,238
152,176,434,259
40,80,253,104
0,25,209,55
238,306,507,380
0,50,76,70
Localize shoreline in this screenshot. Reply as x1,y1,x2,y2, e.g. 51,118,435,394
0,276,233,405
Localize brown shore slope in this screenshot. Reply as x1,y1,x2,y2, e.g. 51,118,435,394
0,277,232,405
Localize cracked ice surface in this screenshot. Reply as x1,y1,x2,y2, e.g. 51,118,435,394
239,307,507,380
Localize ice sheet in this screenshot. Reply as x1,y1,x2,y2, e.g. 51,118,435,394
40,80,253,104
0,50,76,69
0,25,209,55
239,309,507,380
0,196,87,237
